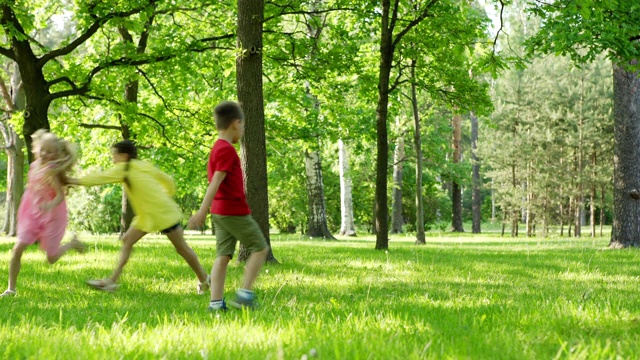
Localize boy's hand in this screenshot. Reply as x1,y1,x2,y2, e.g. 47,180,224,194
187,210,207,229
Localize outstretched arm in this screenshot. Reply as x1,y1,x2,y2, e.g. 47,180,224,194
187,171,226,229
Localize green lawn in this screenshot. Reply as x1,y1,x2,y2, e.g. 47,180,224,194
0,232,639,359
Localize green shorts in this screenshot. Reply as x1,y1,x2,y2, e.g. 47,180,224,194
212,214,268,258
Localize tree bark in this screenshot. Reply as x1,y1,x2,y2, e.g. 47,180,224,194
374,0,394,249
410,60,425,245
236,0,277,262
338,139,357,236
610,61,640,248
391,119,404,234
451,113,464,232
304,149,335,239
470,111,481,233
0,64,25,236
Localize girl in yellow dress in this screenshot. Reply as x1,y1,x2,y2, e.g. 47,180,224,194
67,140,209,293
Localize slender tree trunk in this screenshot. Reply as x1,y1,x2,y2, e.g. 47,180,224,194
470,111,481,233
451,113,464,232
0,65,25,236
0,123,23,236
590,183,596,238
511,165,518,237
117,20,155,236
304,149,335,239
374,0,394,249
237,0,277,262
600,184,605,237
338,139,357,236
410,60,425,245
610,61,640,248
391,119,405,234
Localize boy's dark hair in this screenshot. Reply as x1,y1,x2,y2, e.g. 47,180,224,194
112,140,137,189
214,101,244,130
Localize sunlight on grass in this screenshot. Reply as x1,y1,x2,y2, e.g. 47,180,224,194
1,233,639,359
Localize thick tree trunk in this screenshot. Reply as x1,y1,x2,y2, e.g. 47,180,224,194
304,149,335,239
338,139,357,236
470,111,481,233
237,0,277,262
391,120,404,234
374,0,394,250
610,62,640,248
451,114,464,232
410,61,425,245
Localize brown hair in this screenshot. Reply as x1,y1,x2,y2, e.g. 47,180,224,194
214,101,244,130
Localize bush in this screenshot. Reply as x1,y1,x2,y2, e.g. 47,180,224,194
67,184,122,234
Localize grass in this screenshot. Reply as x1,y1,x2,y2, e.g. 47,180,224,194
0,231,639,359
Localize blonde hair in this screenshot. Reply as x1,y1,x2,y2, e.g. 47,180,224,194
31,129,77,185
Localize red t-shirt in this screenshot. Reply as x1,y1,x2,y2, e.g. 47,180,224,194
207,139,251,215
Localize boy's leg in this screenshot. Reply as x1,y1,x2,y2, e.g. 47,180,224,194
242,247,269,291
211,255,231,301
109,227,146,283
165,225,208,284
7,242,30,292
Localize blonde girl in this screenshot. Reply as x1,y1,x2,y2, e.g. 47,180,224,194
1,130,86,297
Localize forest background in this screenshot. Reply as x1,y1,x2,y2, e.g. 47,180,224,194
0,0,629,250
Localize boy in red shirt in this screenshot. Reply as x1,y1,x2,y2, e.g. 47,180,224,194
188,101,269,310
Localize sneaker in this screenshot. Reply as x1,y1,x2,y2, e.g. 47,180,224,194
228,289,256,309
0,289,16,297
197,275,211,295
208,299,227,312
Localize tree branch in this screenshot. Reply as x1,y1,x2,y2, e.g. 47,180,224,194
38,0,160,67
392,0,438,48
0,47,14,60
79,123,122,130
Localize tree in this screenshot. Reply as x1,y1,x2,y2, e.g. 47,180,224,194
525,1,630,246
451,113,464,232
373,0,493,249
338,139,357,236
470,110,481,233
237,0,277,262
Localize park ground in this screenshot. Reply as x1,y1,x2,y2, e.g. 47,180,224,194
0,227,639,359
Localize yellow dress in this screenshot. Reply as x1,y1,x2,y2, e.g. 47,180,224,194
78,160,183,233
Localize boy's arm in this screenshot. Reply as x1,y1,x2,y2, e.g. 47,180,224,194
40,175,64,212
187,171,227,229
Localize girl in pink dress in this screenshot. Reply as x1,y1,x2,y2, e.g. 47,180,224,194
1,130,86,297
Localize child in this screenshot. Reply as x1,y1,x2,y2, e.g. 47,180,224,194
1,130,86,297
66,140,210,293
187,101,269,310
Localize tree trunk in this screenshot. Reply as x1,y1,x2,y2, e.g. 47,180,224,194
451,114,464,232
338,139,357,236
410,60,425,245
236,0,277,262
470,111,481,233
600,184,605,237
118,80,138,236
610,61,640,248
0,65,25,236
374,0,394,249
391,119,404,234
0,123,23,236
304,149,335,239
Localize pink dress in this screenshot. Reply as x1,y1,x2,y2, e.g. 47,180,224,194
17,159,68,256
